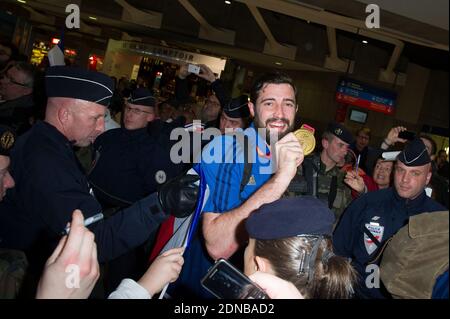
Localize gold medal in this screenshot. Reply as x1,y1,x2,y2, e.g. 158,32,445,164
294,124,316,156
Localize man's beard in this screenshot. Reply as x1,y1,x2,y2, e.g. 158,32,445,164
254,113,294,144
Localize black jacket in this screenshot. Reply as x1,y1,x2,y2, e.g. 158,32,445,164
0,121,168,273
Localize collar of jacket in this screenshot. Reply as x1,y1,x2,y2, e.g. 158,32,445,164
392,186,428,213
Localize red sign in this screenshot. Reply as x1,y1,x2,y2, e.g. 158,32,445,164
336,93,394,115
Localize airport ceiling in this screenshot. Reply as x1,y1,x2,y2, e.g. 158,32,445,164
1,0,448,72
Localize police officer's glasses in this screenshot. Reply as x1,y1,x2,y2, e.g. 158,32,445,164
125,105,152,115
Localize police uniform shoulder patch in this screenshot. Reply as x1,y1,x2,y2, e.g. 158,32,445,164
1,131,15,151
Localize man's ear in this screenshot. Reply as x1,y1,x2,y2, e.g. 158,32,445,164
146,111,155,123
255,256,268,273
322,138,329,150
426,169,432,185
58,106,70,124
248,102,255,118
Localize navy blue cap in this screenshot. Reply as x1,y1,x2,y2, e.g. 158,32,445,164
246,196,335,240
45,66,114,107
224,95,250,119
398,137,431,167
327,122,353,144
128,88,156,107
0,125,15,156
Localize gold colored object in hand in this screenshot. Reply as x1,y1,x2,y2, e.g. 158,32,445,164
294,126,316,156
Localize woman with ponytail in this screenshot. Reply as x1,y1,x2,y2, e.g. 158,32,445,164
244,196,356,299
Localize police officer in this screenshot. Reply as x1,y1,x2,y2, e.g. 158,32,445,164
333,137,446,299
219,94,251,134
287,122,353,223
89,88,182,209
0,126,28,299
88,88,183,292
0,67,174,294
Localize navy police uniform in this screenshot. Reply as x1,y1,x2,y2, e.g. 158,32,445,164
333,138,446,299
88,88,183,292
0,67,169,279
89,88,182,209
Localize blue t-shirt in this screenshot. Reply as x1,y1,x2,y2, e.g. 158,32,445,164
169,124,273,298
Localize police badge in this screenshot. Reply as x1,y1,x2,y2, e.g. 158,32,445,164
364,222,384,255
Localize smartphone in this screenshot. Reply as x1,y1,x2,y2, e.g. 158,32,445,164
201,258,269,299
398,130,416,140
188,64,200,75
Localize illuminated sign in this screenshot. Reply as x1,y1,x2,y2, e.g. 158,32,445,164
336,77,397,115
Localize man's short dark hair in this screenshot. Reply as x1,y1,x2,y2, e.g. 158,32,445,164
250,72,297,104
356,127,371,139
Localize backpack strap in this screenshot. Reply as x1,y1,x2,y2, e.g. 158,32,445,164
328,175,338,209
238,135,253,200
368,237,393,265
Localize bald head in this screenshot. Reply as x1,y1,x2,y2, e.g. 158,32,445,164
394,160,432,200
46,97,106,147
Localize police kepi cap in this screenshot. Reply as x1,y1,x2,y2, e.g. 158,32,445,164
45,66,114,107
327,122,353,144
223,95,250,119
128,88,156,107
0,125,16,156
398,137,431,167
246,196,335,240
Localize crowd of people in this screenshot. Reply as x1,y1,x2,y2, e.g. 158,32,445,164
0,39,448,300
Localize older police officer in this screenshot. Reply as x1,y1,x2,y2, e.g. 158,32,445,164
0,67,172,293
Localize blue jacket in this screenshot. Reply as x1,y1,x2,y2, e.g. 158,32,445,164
333,187,445,298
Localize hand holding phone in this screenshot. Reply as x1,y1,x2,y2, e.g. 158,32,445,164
188,64,200,75
201,258,269,299
398,130,416,141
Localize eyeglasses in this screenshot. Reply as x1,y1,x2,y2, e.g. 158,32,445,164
0,70,31,88
124,105,153,115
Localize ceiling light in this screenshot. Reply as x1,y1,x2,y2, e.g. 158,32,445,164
89,16,98,20
17,0,26,3
362,40,368,44
225,0,231,4
275,62,282,66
